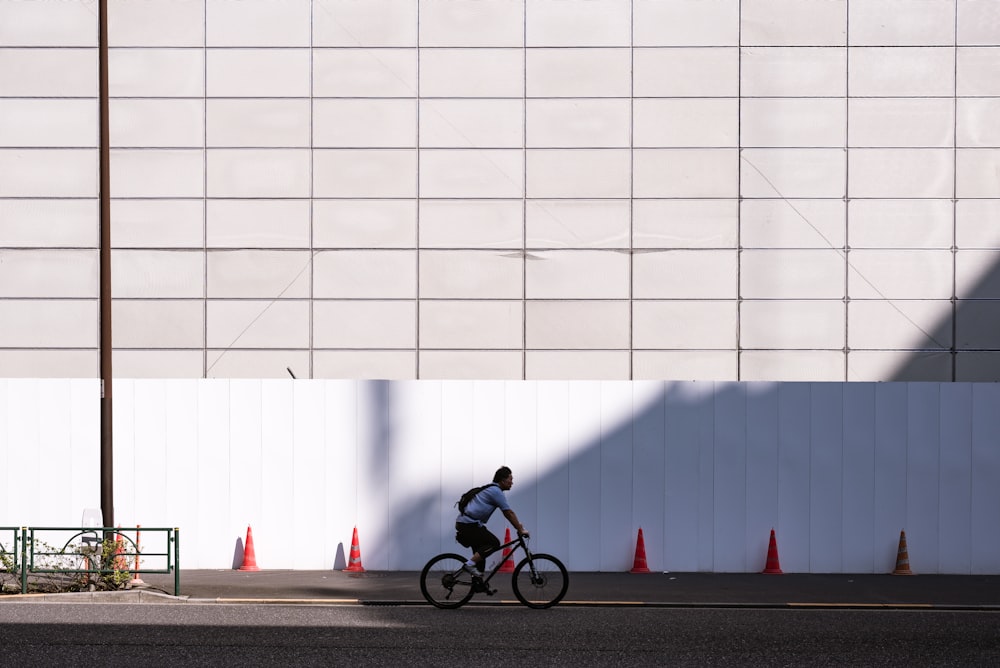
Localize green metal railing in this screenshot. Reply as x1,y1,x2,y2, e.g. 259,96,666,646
0,527,19,574
3,526,180,596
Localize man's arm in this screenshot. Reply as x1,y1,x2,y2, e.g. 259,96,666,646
502,508,529,536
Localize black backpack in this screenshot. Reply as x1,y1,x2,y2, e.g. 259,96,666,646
456,482,498,515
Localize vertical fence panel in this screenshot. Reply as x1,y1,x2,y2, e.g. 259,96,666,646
536,381,571,562
777,383,811,572
633,381,665,571
388,381,441,568
504,381,538,550
39,380,74,523
228,380,262,563
472,381,505,482
600,381,636,571
713,382,747,572
163,380,199,560
843,383,876,572
907,383,942,573
567,381,602,571
324,380,358,569
971,383,1000,574
664,381,711,572
0,380,7,521
810,383,844,573
939,383,972,573
471,381,507,556
293,381,327,569
133,380,168,531
874,383,908,572
69,379,101,521
258,380,294,570
68,378,101,522
599,381,634,570
746,383,779,571
9,381,42,524
439,380,475,555
197,380,233,568
112,379,135,527
356,380,390,570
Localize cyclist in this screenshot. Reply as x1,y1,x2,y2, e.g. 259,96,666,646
455,466,529,581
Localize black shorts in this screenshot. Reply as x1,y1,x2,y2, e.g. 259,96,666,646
455,522,500,558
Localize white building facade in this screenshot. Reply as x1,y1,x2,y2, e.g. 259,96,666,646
2,0,999,382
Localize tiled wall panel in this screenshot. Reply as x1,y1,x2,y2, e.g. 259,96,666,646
0,250,97,298
315,200,416,248
112,201,203,248
208,100,310,148
109,49,204,97
313,250,416,298
0,200,97,247
1,100,97,147
0,149,96,197
315,300,416,349
526,200,630,249
112,300,205,349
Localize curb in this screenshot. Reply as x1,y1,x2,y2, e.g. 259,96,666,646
0,590,188,604
4,591,998,610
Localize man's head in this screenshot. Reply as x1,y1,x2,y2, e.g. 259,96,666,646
493,465,513,490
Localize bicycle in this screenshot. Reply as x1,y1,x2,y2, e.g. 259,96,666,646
419,532,568,609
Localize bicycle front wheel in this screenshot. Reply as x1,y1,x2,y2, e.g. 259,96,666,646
419,553,475,609
511,553,569,609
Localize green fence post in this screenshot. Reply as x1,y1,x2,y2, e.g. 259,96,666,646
19,528,27,594
173,527,180,597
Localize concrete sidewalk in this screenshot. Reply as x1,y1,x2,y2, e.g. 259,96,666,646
7,570,996,609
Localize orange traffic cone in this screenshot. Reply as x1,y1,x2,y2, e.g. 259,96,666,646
892,530,913,575
762,528,783,574
113,528,127,570
131,525,145,587
343,526,365,573
498,528,514,573
239,525,261,571
630,528,651,573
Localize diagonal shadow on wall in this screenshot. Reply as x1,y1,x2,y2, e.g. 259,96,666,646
886,250,1000,381
363,376,997,575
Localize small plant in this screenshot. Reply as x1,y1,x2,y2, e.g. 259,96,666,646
66,534,134,592
0,545,17,593
97,534,134,589
0,532,137,594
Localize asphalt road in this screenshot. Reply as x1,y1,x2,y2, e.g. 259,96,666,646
1,602,998,666
110,570,1000,608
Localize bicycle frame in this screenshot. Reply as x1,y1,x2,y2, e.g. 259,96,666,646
479,533,532,587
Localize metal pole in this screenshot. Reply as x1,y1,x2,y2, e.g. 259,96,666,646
20,528,27,594
98,0,114,529
173,528,180,596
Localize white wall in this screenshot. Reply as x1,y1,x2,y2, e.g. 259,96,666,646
3,0,1000,382
2,378,998,573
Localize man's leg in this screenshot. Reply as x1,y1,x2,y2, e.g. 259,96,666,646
470,528,500,572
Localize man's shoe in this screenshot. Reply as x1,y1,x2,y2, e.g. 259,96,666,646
462,563,484,579
471,578,496,594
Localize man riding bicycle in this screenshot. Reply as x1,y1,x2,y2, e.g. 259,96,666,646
455,466,529,580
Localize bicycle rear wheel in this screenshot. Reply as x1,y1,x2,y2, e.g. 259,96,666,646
419,553,475,609
511,553,568,609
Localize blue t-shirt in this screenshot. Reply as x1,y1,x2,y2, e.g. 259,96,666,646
456,483,510,525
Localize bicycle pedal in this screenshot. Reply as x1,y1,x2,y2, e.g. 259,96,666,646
472,579,496,595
